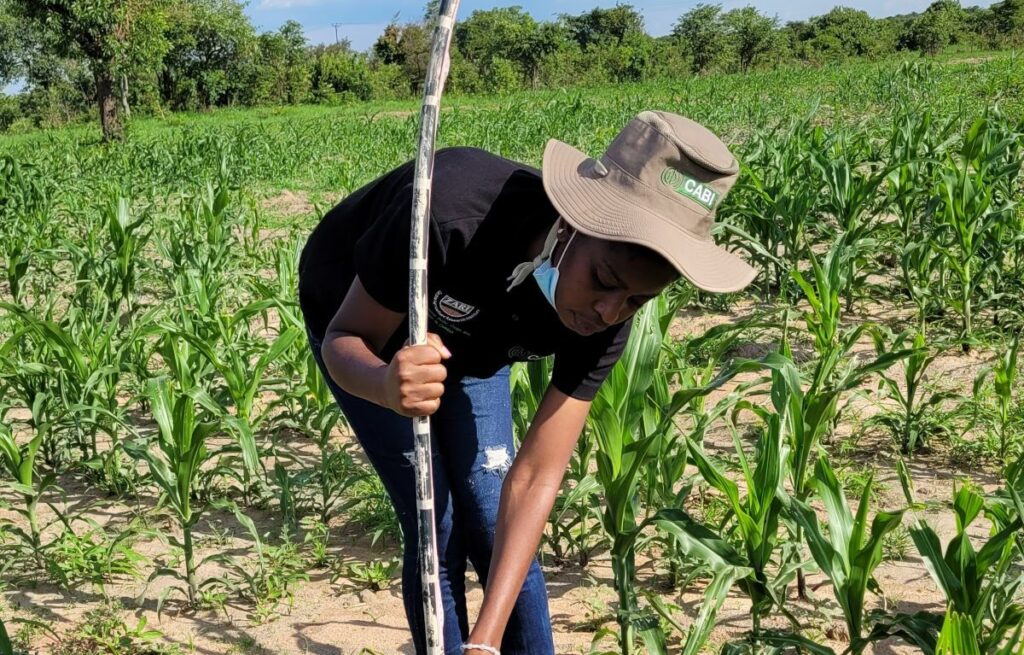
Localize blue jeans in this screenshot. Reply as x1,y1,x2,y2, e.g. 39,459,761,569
306,327,555,655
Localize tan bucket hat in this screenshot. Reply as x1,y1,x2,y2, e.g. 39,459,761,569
541,110,756,293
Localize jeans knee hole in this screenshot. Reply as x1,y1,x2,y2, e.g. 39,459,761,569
480,445,512,478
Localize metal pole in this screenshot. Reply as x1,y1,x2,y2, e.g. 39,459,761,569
409,1,460,653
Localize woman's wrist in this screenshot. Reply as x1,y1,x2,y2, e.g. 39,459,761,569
461,643,500,655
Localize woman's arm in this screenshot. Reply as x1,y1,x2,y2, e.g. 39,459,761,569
321,275,450,416
466,384,592,650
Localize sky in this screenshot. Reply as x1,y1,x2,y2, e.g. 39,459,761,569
248,0,998,52
0,0,998,95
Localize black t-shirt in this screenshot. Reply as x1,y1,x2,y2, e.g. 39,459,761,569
298,146,632,401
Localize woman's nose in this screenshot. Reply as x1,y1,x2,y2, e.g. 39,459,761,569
595,294,626,326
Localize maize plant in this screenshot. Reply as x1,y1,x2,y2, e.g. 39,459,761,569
588,298,673,653
813,131,891,312
0,421,53,569
681,357,802,642
126,377,225,608
101,195,151,314
973,333,1022,460
885,108,955,241
871,329,957,454
898,238,944,336
588,295,736,653
898,461,1024,654
786,455,910,655
725,116,823,300
0,301,132,468
930,118,1018,350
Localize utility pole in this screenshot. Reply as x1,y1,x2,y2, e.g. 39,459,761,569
331,22,343,44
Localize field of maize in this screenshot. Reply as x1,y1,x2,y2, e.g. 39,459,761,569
1,52,1023,654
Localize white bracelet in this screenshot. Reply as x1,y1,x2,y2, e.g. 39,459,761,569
461,643,500,655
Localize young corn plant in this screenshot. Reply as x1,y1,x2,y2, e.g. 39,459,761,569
641,332,746,587
870,329,957,454
898,461,1024,654
674,358,803,646
885,108,956,241
126,376,224,608
588,298,673,654
0,422,53,569
814,131,890,312
173,306,301,502
101,195,151,314
929,118,1018,350
789,240,915,596
972,333,1022,460
785,455,910,655
899,238,944,336
725,116,823,300
588,295,742,654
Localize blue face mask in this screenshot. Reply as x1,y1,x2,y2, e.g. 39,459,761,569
533,228,576,310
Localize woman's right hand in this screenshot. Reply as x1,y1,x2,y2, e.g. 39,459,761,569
384,332,451,417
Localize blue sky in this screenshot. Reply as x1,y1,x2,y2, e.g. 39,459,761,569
248,1,998,52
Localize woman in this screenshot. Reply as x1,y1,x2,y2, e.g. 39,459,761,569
298,110,756,655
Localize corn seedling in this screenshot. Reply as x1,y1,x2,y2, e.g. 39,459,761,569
126,376,224,608
898,461,1024,654
681,360,802,642
870,329,957,454
785,455,909,655
929,118,1019,350
973,333,1022,460
813,131,890,312
0,422,53,569
205,505,309,623
726,116,822,300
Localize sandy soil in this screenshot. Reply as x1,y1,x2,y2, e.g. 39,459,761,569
2,295,1015,654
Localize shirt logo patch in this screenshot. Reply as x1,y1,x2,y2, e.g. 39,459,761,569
661,168,719,210
433,291,480,323
508,346,544,361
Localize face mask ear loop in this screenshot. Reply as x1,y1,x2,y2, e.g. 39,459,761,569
506,218,562,292
554,228,577,270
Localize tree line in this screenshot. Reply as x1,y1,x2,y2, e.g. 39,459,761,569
1,0,1022,140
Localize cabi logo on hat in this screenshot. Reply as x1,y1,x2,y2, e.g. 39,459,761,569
540,110,756,293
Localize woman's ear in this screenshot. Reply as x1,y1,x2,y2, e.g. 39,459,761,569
556,220,576,243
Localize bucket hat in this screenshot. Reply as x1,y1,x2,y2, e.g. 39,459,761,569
541,110,756,293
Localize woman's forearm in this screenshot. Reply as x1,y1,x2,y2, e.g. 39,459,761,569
320,331,391,408
467,473,560,646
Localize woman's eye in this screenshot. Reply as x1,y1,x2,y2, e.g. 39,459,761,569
592,271,614,291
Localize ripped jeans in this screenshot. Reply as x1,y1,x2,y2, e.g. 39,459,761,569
306,327,555,655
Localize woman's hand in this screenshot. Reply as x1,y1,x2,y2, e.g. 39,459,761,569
384,332,451,416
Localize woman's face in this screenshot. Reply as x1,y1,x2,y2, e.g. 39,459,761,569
552,229,678,336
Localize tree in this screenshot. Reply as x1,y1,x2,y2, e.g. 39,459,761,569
255,20,310,104
802,6,891,61
371,21,430,94
992,0,1024,40
9,0,170,141
310,43,373,103
561,4,645,48
159,0,257,110
455,7,538,83
722,6,780,71
0,1,24,84
673,4,727,73
907,0,967,55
